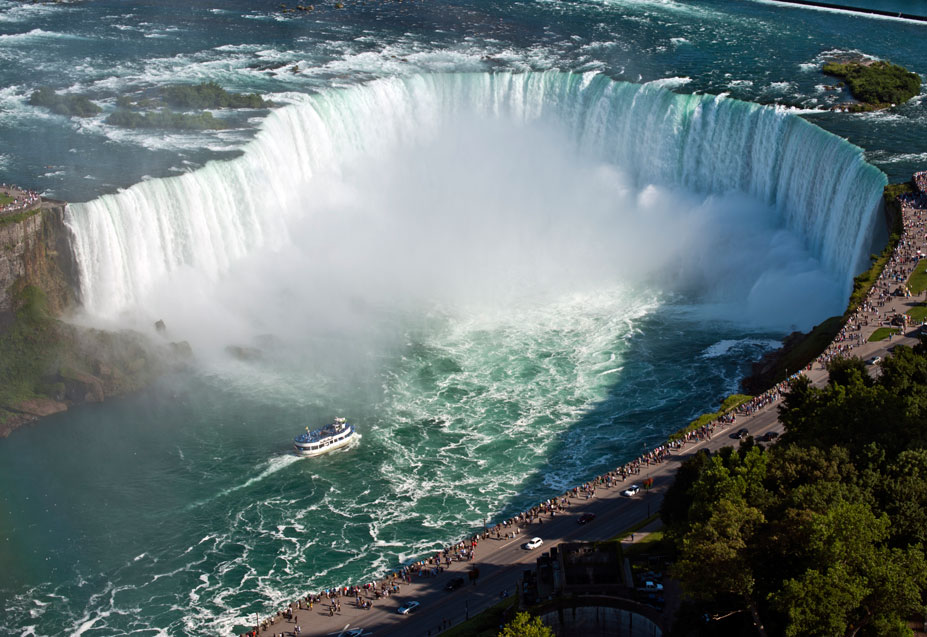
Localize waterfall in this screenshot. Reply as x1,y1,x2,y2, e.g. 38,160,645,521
66,71,887,318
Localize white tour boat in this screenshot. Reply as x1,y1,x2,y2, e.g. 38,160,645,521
294,417,356,457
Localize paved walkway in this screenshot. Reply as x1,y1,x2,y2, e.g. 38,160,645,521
247,192,927,637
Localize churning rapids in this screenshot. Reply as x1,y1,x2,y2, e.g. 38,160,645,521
5,72,886,635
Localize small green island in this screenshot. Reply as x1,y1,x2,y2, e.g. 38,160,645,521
28,86,103,117
28,81,273,130
823,59,921,112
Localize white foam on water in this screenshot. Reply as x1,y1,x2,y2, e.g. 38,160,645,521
646,76,692,88
213,454,302,500
0,28,83,44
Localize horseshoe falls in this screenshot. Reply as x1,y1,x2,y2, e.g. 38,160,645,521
4,71,891,635
68,72,886,323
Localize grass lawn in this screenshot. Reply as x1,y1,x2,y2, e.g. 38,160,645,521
623,530,667,558
441,595,518,637
908,304,927,323
0,192,14,206
608,513,660,542
0,207,40,227
909,260,927,295
670,393,752,441
869,327,900,342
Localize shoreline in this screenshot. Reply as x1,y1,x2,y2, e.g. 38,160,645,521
766,0,927,22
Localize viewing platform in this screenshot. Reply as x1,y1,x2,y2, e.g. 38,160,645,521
0,184,42,219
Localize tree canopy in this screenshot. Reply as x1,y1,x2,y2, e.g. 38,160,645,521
664,344,927,636
498,612,554,637
823,60,921,106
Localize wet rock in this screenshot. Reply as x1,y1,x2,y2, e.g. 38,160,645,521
14,398,68,418
59,368,105,403
225,345,262,361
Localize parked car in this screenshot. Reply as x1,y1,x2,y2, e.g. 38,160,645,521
867,356,881,365
397,600,420,615
760,431,779,442
445,577,465,592
621,485,640,497
524,537,544,550
577,512,596,525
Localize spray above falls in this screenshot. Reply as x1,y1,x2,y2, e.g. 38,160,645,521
65,71,887,324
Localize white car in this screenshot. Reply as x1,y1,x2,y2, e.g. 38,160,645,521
621,485,641,497
397,600,420,615
524,537,543,550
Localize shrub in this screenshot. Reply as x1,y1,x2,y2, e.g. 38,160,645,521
29,87,102,117
105,109,228,130
160,82,269,109
823,60,921,106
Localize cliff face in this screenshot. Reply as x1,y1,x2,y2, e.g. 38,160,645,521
0,202,76,327
0,200,191,437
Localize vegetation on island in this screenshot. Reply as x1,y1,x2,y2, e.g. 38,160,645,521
30,82,271,130
28,87,102,117
105,109,227,131
106,82,274,130
823,60,921,110
160,82,270,109
664,349,927,636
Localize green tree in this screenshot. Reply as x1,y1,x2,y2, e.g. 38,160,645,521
880,449,927,546
826,356,871,388
772,500,926,636
498,612,554,637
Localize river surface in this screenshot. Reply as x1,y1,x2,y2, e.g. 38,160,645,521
0,1,923,635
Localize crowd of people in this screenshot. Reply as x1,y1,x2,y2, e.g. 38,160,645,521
914,170,927,195
245,175,927,637
816,180,927,368
0,184,41,216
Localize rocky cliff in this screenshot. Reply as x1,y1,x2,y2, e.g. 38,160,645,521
0,201,76,327
0,199,191,437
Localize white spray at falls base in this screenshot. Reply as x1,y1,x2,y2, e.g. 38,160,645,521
66,71,887,336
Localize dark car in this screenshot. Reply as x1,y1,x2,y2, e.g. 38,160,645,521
760,431,779,442
730,428,749,440
445,577,465,592
577,512,596,525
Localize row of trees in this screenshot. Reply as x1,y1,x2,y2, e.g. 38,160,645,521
664,343,927,636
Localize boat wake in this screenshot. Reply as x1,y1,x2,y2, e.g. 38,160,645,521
187,454,302,510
